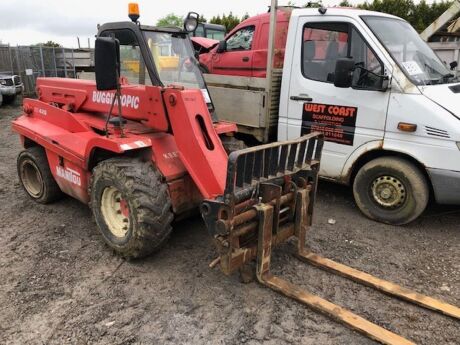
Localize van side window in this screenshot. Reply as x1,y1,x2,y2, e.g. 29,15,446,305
302,22,348,83
226,26,255,51
350,28,384,89
301,22,384,89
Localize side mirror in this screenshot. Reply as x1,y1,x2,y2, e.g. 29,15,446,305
216,40,227,53
95,37,120,91
450,61,458,70
334,58,355,88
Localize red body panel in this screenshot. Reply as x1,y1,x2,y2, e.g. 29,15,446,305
12,77,232,212
163,88,228,199
37,78,169,132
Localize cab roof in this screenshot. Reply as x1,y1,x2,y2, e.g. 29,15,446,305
290,7,403,21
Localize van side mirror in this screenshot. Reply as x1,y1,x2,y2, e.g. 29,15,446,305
450,61,458,70
95,37,120,91
334,58,355,88
216,40,227,53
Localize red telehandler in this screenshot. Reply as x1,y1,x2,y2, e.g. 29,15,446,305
12,4,459,344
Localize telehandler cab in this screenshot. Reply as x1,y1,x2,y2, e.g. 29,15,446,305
12,4,459,344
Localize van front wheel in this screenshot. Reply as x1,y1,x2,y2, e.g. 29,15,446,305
353,157,428,225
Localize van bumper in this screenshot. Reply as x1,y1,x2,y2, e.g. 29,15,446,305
427,168,460,204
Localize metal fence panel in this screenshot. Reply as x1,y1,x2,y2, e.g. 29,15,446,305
0,44,92,96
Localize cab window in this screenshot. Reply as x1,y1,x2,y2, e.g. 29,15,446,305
206,28,225,40
302,22,348,83
350,28,384,88
226,26,255,51
101,29,152,85
301,22,384,89
194,24,205,37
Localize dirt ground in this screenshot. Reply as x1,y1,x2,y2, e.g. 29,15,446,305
0,100,459,345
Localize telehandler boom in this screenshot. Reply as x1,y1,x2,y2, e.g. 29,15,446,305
12,4,459,344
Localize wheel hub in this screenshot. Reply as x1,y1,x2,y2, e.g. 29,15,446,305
101,186,130,238
20,159,43,198
371,175,406,209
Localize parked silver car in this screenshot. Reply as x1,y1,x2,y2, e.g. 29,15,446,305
0,74,23,106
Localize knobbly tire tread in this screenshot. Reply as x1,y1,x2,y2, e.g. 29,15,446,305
17,146,63,204
90,158,173,259
353,156,429,225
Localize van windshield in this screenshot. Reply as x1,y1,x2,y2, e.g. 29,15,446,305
362,16,456,85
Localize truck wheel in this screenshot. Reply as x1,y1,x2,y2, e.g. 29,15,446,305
353,157,428,225
17,147,63,204
90,158,173,259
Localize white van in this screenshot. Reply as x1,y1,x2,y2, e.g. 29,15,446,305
203,7,460,225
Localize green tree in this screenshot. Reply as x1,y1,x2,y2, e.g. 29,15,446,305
351,0,455,32
303,1,323,8
339,0,352,6
210,12,243,31
156,13,183,27
35,41,61,47
210,14,222,25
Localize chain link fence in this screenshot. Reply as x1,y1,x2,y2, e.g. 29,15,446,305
0,44,93,96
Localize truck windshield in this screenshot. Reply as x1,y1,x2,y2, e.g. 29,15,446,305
362,16,456,86
143,31,206,90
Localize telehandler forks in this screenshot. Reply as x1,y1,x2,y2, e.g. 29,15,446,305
202,132,460,345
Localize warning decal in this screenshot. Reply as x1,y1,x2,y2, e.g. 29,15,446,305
301,102,358,146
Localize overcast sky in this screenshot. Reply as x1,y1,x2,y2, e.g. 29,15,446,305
0,0,369,47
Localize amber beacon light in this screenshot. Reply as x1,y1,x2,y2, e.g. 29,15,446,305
128,3,140,22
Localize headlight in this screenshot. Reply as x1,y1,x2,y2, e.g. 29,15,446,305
0,80,6,85
184,12,199,32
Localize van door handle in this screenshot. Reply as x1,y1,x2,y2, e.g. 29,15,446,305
242,56,250,62
290,95,313,102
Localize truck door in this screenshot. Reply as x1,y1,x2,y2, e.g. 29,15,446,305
211,25,256,77
284,17,391,179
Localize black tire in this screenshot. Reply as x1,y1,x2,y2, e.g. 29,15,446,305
17,146,63,204
353,157,429,225
220,136,247,154
90,158,173,259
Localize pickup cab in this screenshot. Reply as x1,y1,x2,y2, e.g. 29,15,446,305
199,6,460,225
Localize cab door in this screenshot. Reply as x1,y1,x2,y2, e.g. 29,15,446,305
211,24,257,77
284,16,391,179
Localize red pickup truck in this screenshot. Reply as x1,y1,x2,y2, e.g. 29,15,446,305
198,8,346,77
198,10,290,77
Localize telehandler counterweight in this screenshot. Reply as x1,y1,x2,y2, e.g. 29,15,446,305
11,3,459,344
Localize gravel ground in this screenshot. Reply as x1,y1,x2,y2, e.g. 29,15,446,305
0,100,459,345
